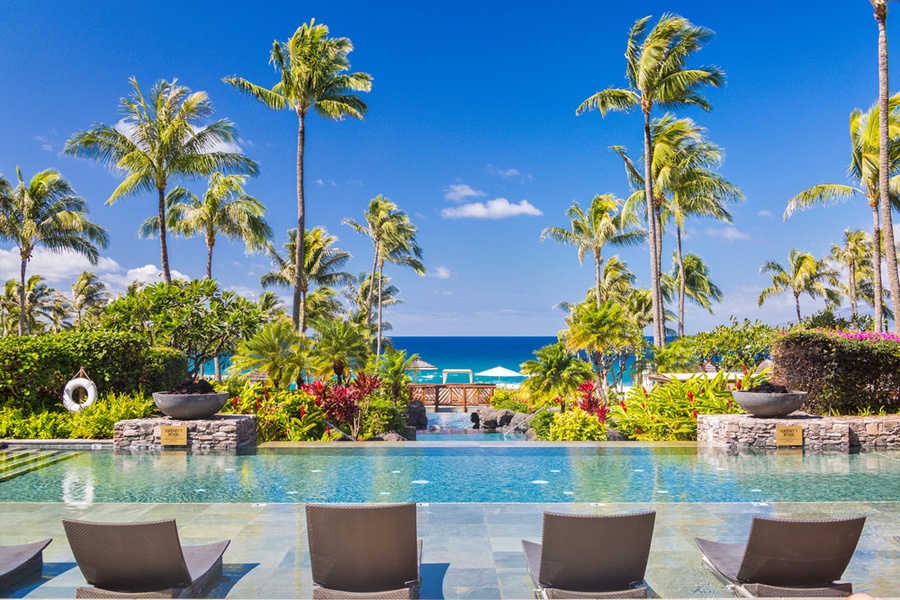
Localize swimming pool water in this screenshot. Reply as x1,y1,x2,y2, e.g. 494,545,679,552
2,446,899,504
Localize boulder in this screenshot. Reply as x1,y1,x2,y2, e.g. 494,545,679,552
407,400,428,430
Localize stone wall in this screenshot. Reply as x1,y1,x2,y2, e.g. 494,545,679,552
113,415,256,452
697,414,900,451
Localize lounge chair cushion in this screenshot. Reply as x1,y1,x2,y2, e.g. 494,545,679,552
733,582,852,598
0,539,51,589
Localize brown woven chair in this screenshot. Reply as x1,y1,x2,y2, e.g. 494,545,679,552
305,503,422,599
695,515,865,598
0,538,51,591
62,518,229,598
521,510,656,599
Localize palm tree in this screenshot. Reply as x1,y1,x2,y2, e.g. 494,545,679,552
344,271,402,338
541,194,644,308
785,94,900,331
229,318,308,388
758,249,840,322
376,347,418,404
224,20,372,331
563,300,636,401
616,115,740,336
343,196,424,356
0,167,108,335
520,342,593,405
872,0,900,333
830,229,873,320
260,227,353,335
310,316,371,384
3,276,72,335
65,78,258,283
663,252,722,335
71,271,110,328
140,173,272,279
577,14,724,348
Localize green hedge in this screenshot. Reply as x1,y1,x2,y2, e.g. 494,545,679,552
0,331,188,412
770,329,900,414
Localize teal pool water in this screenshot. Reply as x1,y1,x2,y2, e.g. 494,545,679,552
2,446,899,504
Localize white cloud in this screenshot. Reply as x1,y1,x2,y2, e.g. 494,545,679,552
444,183,485,203
431,266,452,279
705,226,751,242
0,248,121,284
315,178,337,187
487,164,533,182
35,136,53,153
441,198,543,219
757,210,773,218
102,264,190,292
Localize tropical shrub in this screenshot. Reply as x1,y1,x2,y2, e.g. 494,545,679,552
224,383,336,442
546,407,607,441
489,388,530,413
358,391,406,439
610,371,766,441
771,329,900,414
655,318,776,372
0,392,153,439
528,409,555,440
0,331,186,411
0,407,72,439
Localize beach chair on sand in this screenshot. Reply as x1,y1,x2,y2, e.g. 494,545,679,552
306,503,422,599
695,515,865,598
521,510,656,599
0,538,51,591
62,518,229,598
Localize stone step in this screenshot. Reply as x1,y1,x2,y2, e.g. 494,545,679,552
0,450,81,482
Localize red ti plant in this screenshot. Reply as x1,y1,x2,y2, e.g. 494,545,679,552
576,381,610,424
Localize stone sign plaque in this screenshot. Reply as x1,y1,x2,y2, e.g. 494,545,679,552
775,425,803,447
160,425,188,446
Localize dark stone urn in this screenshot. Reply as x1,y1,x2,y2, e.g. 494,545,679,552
731,389,807,418
153,379,229,420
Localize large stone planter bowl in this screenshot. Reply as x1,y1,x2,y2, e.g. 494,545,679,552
152,392,229,420
731,390,807,418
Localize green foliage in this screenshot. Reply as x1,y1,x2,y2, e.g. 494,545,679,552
656,318,776,372
0,330,186,411
359,391,406,439
610,371,765,441
489,388,530,413
771,329,900,414
801,308,873,332
528,409,555,440
224,383,335,442
520,342,592,407
101,279,263,378
229,318,308,389
374,347,415,404
546,407,607,441
0,392,153,439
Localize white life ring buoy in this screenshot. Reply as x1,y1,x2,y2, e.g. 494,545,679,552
63,377,97,412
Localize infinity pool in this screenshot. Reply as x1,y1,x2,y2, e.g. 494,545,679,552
3,445,900,504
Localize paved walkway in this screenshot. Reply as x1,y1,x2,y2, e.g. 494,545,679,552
2,500,898,598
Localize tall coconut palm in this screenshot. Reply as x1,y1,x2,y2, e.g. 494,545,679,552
616,115,740,336
224,20,372,331
72,271,110,328
344,271,401,337
663,252,722,334
541,194,644,309
830,229,873,320
785,94,900,331
577,14,724,348
140,173,272,279
0,168,108,335
872,0,900,332
261,227,353,335
758,249,840,322
65,79,257,283
2,276,72,335
343,196,424,356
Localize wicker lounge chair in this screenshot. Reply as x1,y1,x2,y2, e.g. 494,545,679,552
695,515,865,598
521,510,656,599
306,503,422,599
62,518,229,598
0,538,51,591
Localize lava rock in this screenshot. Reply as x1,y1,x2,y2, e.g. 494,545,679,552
407,400,428,430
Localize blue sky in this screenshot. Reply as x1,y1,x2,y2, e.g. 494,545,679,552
0,1,895,335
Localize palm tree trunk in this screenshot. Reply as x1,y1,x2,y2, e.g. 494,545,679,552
206,239,214,280
18,257,26,336
870,199,884,331
376,262,385,357
158,187,171,284
677,226,686,338
643,110,664,348
294,111,307,334
366,240,380,314
849,259,859,319
593,248,602,308
875,1,900,332
795,294,802,323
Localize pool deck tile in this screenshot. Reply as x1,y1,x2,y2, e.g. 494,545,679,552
0,501,898,599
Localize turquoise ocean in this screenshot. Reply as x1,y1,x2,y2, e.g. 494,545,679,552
391,336,557,384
